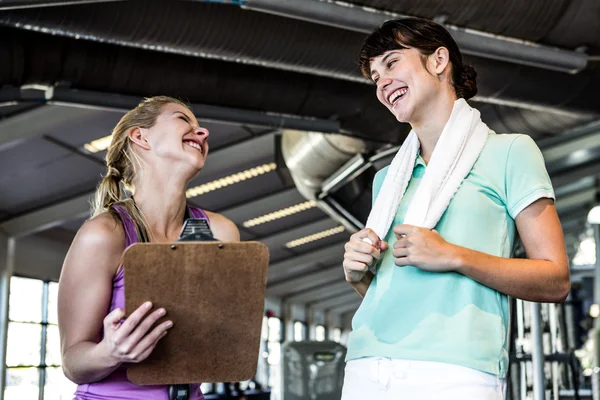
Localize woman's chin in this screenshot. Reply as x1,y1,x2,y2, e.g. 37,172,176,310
184,153,206,169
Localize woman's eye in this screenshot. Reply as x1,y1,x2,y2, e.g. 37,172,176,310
387,60,397,69
178,116,189,123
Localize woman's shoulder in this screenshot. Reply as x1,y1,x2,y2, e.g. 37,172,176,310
204,211,240,242
62,211,127,280
484,132,538,153
74,211,126,252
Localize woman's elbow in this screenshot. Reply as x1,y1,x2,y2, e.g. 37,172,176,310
61,349,88,385
551,274,571,303
61,364,83,385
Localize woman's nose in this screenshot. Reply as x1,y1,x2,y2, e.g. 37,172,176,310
195,126,209,138
377,77,393,91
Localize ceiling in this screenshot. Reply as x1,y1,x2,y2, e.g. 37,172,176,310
0,0,599,322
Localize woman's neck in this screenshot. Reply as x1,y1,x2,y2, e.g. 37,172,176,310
132,172,189,242
411,92,458,164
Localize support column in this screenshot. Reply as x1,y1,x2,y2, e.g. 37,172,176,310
282,301,294,343
516,299,527,400
0,233,15,400
594,223,600,322
548,303,559,400
531,302,546,400
306,305,316,341
592,223,600,400
325,311,334,341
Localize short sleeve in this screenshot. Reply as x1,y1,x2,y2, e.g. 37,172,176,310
504,134,554,219
372,166,389,205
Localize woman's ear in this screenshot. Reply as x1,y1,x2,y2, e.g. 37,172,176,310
128,127,151,150
431,46,451,76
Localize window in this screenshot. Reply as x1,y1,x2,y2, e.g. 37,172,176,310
266,317,282,400
5,277,76,400
293,321,306,342
315,325,326,342
200,383,214,394
332,328,342,343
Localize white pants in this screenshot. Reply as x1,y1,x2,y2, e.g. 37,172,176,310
341,357,505,400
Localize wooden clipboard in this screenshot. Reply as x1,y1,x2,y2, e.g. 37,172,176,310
122,241,269,385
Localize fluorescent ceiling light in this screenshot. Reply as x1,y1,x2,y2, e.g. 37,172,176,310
286,225,345,249
84,135,112,153
243,200,317,228
186,163,277,198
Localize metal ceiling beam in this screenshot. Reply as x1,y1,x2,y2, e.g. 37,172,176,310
241,0,588,74
0,141,279,237
540,121,600,164
0,86,340,145
0,0,125,10
0,103,101,151
268,243,345,280
539,120,600,150
555,188,597,213
2,9,592,117
51,87,341,133
284,281,351,303
0,93,313,237
310,292,361,310
223,188,297,220
0,194,92,238
327,299,362,315
554,177,596,199
552,163,600,189
267,265,344,296
561,217,587,233
0,176,336,240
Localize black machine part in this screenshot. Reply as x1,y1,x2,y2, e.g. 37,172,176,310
177,218,217,242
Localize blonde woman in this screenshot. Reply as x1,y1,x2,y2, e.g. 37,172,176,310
58,96,239,399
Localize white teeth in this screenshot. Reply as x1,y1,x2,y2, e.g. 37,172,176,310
185,141,202,151
388,88,408,105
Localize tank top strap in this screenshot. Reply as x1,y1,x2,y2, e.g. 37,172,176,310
188,206,210,225
111,204,139,247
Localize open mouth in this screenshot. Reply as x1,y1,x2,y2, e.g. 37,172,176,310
183,140,203,154
388,87,408,107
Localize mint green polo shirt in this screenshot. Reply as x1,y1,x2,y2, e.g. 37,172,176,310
346,132,554,378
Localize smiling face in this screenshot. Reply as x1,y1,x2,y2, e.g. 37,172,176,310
139,102,210,172
359,18,474,130
370,48,444,125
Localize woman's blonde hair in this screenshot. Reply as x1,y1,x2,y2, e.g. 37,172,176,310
92,95,190,241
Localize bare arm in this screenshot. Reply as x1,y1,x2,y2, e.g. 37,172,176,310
453,198,570,302
393,198,570,303
59,214,172,384
58,214,125,383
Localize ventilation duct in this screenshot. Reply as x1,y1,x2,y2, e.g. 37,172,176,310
0,0,124,10
240,0,588,73
1,0,599,119
281,130,370,231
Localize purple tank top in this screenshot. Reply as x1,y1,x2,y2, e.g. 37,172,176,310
74,205,209,400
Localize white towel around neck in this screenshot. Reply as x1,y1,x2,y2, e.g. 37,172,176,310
365,98,490,241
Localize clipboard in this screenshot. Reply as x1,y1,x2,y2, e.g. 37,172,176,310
122,241,269,385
